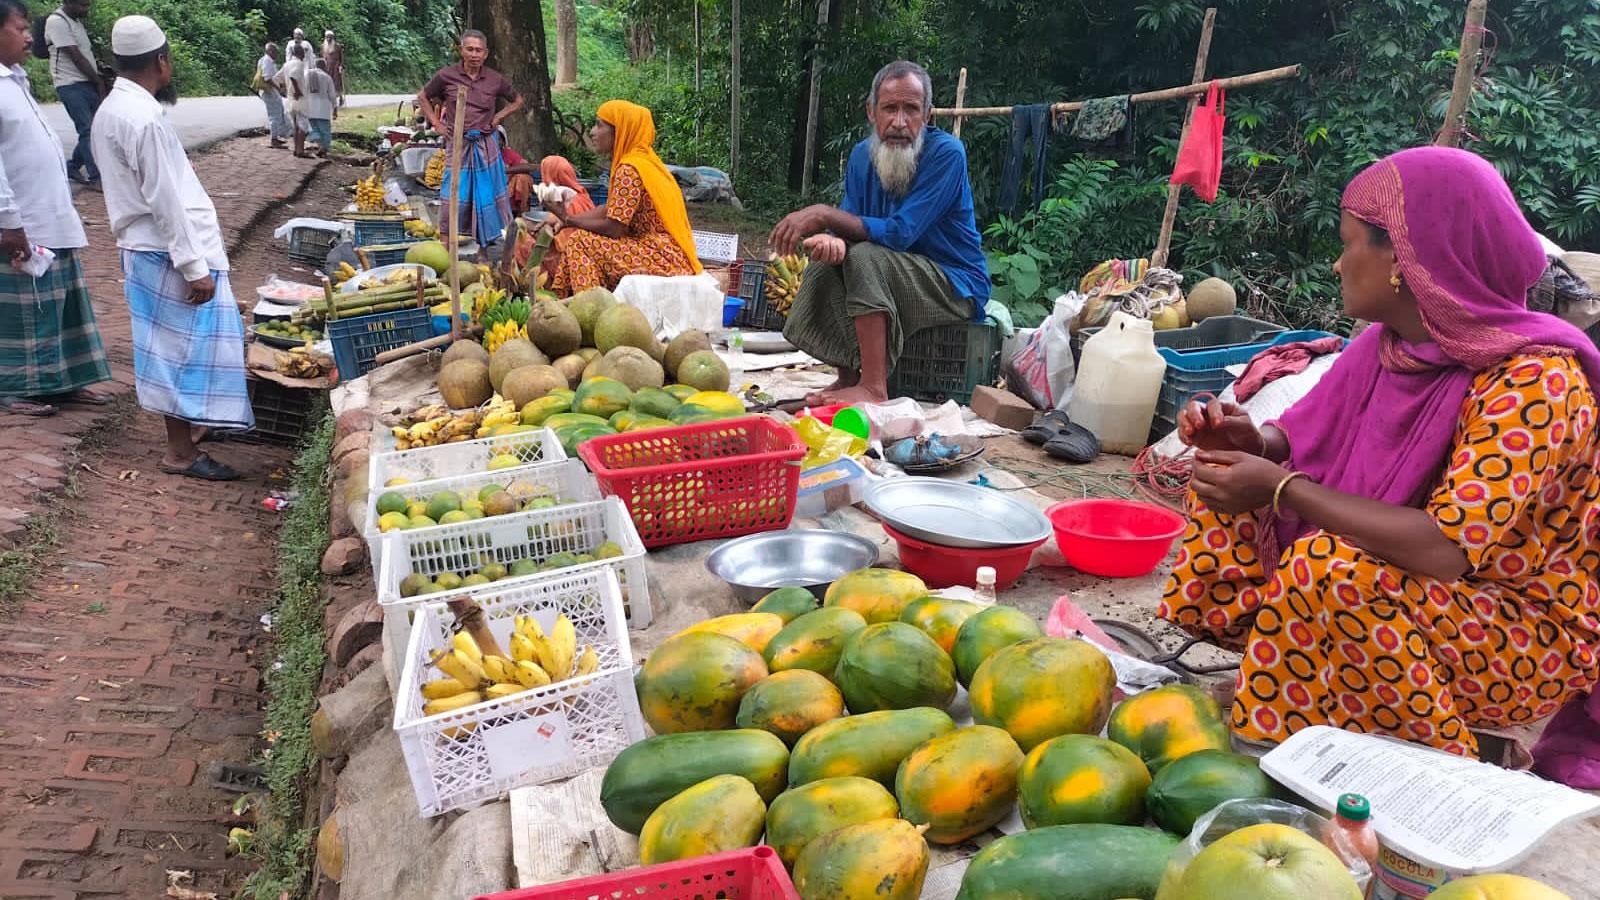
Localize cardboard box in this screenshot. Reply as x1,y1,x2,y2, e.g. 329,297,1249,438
970,384,1036,430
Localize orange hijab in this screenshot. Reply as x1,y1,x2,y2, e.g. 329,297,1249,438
539,155,595,215
596,99,702,273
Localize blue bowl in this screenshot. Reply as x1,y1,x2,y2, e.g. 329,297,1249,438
723,296,745,327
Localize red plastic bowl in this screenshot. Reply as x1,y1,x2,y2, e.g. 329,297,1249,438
1045,498,1186,578
882,522,1045,590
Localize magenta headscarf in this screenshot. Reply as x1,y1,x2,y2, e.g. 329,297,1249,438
1268,146,1600,556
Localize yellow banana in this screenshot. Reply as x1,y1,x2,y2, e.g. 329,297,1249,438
434,647,485,687
510,632,539,664
423,690,484,716
421,677,475,700
545,614,577,680
515,659,552,688
485,683,525,700
575,644,598,677
481,654,518,684
452,631,483,666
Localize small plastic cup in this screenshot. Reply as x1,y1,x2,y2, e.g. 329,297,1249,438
831,406,871,441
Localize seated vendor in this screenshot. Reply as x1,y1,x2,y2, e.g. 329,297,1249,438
770,60,989,406
545,100,700,294
1161,146,1600,758
512,156,596,274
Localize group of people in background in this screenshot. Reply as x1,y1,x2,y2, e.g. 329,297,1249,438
254,26,344,157
2,7,252,479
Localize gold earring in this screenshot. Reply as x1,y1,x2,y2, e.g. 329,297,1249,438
1389,273,1402,293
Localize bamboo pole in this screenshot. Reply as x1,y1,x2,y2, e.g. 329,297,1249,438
446,91,467,343
1437,0,1489,148
1152,7,1217,269
800,0,830,195
373,326,485,365
932,63,1300,119
951,67,968,139
730,0,742,181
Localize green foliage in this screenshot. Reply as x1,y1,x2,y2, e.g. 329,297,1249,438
241,414,333,900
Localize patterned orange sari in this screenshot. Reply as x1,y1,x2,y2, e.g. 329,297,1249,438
549,163,696,294
1160,354,1600,756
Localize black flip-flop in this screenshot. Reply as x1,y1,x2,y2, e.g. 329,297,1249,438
1042,422,1101,464
1021,408,1072,445
43,390,114,407
0,396,57,417
159,453,240,482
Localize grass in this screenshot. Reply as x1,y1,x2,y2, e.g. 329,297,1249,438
241,414,335,900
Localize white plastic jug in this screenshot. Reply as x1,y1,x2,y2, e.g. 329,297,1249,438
1068,311,1167,455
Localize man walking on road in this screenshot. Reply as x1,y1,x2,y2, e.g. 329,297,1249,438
92,15,251,481
43,0,106,187
287,27,315,66
304,59,337,158
321,29,344,108
0,0,112,417
255,41,288,149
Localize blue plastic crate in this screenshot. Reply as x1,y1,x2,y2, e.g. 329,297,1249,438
1155,329,1341,427
578,177,608,207
328,307,435,381
352,219,412,246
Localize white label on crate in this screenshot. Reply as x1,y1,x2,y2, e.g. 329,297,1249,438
483,712,575,782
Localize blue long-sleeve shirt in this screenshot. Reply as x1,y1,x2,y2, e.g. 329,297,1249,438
841,125,991,315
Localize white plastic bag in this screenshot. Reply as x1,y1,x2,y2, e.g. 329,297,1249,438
1156,798,1372,899
1002,292,1085,410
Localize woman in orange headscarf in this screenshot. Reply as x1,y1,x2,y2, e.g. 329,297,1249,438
511,155,595,273
546,100,702,294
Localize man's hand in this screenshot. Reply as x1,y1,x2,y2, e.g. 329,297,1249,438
1,228,31,267
186,275,216,305
769,204,836,256
802,233,847,266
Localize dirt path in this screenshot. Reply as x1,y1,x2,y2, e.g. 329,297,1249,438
0,137,357,899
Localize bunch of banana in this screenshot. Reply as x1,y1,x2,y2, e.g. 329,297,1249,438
331,261,359,287
475,393,520,436
355,173,386,212
472,286,508,326
423,152,447,190
483,319,526,353
765,254,808,316
481,295,531,351
420,619,599,718
404,218,439,238
391,404,481,449
274,344,324,379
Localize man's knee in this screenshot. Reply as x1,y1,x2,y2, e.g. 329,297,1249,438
843,241,894,269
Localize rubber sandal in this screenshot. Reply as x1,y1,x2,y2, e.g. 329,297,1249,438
1021,408,1071,446
1042,423,1101,463
44,390,114,407
0,396,57,417
159,452,240,482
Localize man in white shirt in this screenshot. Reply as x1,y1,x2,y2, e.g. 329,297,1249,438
287,27,316,66
0,0,110,417
275,42,310,157
255,42,288,149
304,59,337,158
43,0,105,186
91,15,251,480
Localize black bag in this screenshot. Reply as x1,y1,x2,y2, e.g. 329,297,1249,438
30,10,59,60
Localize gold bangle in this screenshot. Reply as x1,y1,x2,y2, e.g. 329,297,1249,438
1272,471,1308,516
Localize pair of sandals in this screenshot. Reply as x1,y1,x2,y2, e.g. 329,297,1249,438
159,452,240,482
0,390,115,417
1021,409,1102,464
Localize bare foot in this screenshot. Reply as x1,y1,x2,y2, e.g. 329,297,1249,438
813,384,889,406
805,368,862,406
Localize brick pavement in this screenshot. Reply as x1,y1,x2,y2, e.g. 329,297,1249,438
0,137,362,897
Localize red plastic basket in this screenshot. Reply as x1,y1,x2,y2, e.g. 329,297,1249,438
577,416,806,548
475,846,800,900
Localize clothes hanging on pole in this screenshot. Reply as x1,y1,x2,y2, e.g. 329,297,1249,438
997,103,1051,216
1067,94,1137,159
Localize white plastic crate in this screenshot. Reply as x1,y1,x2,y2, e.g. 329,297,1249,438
362,458,602,571
394,568,646,817
692,230,739,265
368,427,566,496
376,496,652,629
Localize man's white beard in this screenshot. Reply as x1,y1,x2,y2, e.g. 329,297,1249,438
870,132,923,197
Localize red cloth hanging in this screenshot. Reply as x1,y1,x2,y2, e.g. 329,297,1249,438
1169,82,1226,202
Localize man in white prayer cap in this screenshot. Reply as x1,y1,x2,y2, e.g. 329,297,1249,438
90,15,251,481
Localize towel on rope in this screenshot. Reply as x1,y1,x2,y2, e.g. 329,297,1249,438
445,131,511,247
120,250,253,429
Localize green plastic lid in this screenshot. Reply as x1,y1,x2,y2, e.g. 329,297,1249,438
1336,793,1371,821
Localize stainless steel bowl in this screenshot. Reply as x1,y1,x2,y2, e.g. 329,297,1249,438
864,477,1052,549
705,529,880,604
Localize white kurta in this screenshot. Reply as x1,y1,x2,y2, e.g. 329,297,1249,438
0,65,86,250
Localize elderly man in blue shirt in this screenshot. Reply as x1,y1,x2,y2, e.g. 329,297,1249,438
772,60,989,406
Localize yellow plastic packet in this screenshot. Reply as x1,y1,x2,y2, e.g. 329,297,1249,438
795,414,867,469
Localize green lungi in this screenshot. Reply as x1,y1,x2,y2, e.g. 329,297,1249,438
782,242,973,371
0,250,112,398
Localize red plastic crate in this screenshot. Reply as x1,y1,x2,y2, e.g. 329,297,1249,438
475,846,800,900
577,416,805,548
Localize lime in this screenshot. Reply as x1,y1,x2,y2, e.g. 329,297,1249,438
376,491,409,515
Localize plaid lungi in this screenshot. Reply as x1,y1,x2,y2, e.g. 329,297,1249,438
444,132,511,247
0,250,111,397
120,250,253,429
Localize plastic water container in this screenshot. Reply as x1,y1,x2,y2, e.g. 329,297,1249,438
1068,311,1167,455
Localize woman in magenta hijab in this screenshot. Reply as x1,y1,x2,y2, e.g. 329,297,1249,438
1159,146,1600,759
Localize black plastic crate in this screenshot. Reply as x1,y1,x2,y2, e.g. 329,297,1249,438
351,218,411,246
328,306,435,381
236,376,326,446
1072,314,1285,365
288,226,341,265
887,321,1001,404
731,259,787,332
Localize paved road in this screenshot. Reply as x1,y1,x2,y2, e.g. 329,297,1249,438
40,92,413,153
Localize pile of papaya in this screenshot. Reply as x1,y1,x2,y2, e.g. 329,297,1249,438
596,571,1323,900
520,377,747,456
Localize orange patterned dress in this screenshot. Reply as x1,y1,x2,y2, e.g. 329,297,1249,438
1159,354,1600,757
549,163,696,294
